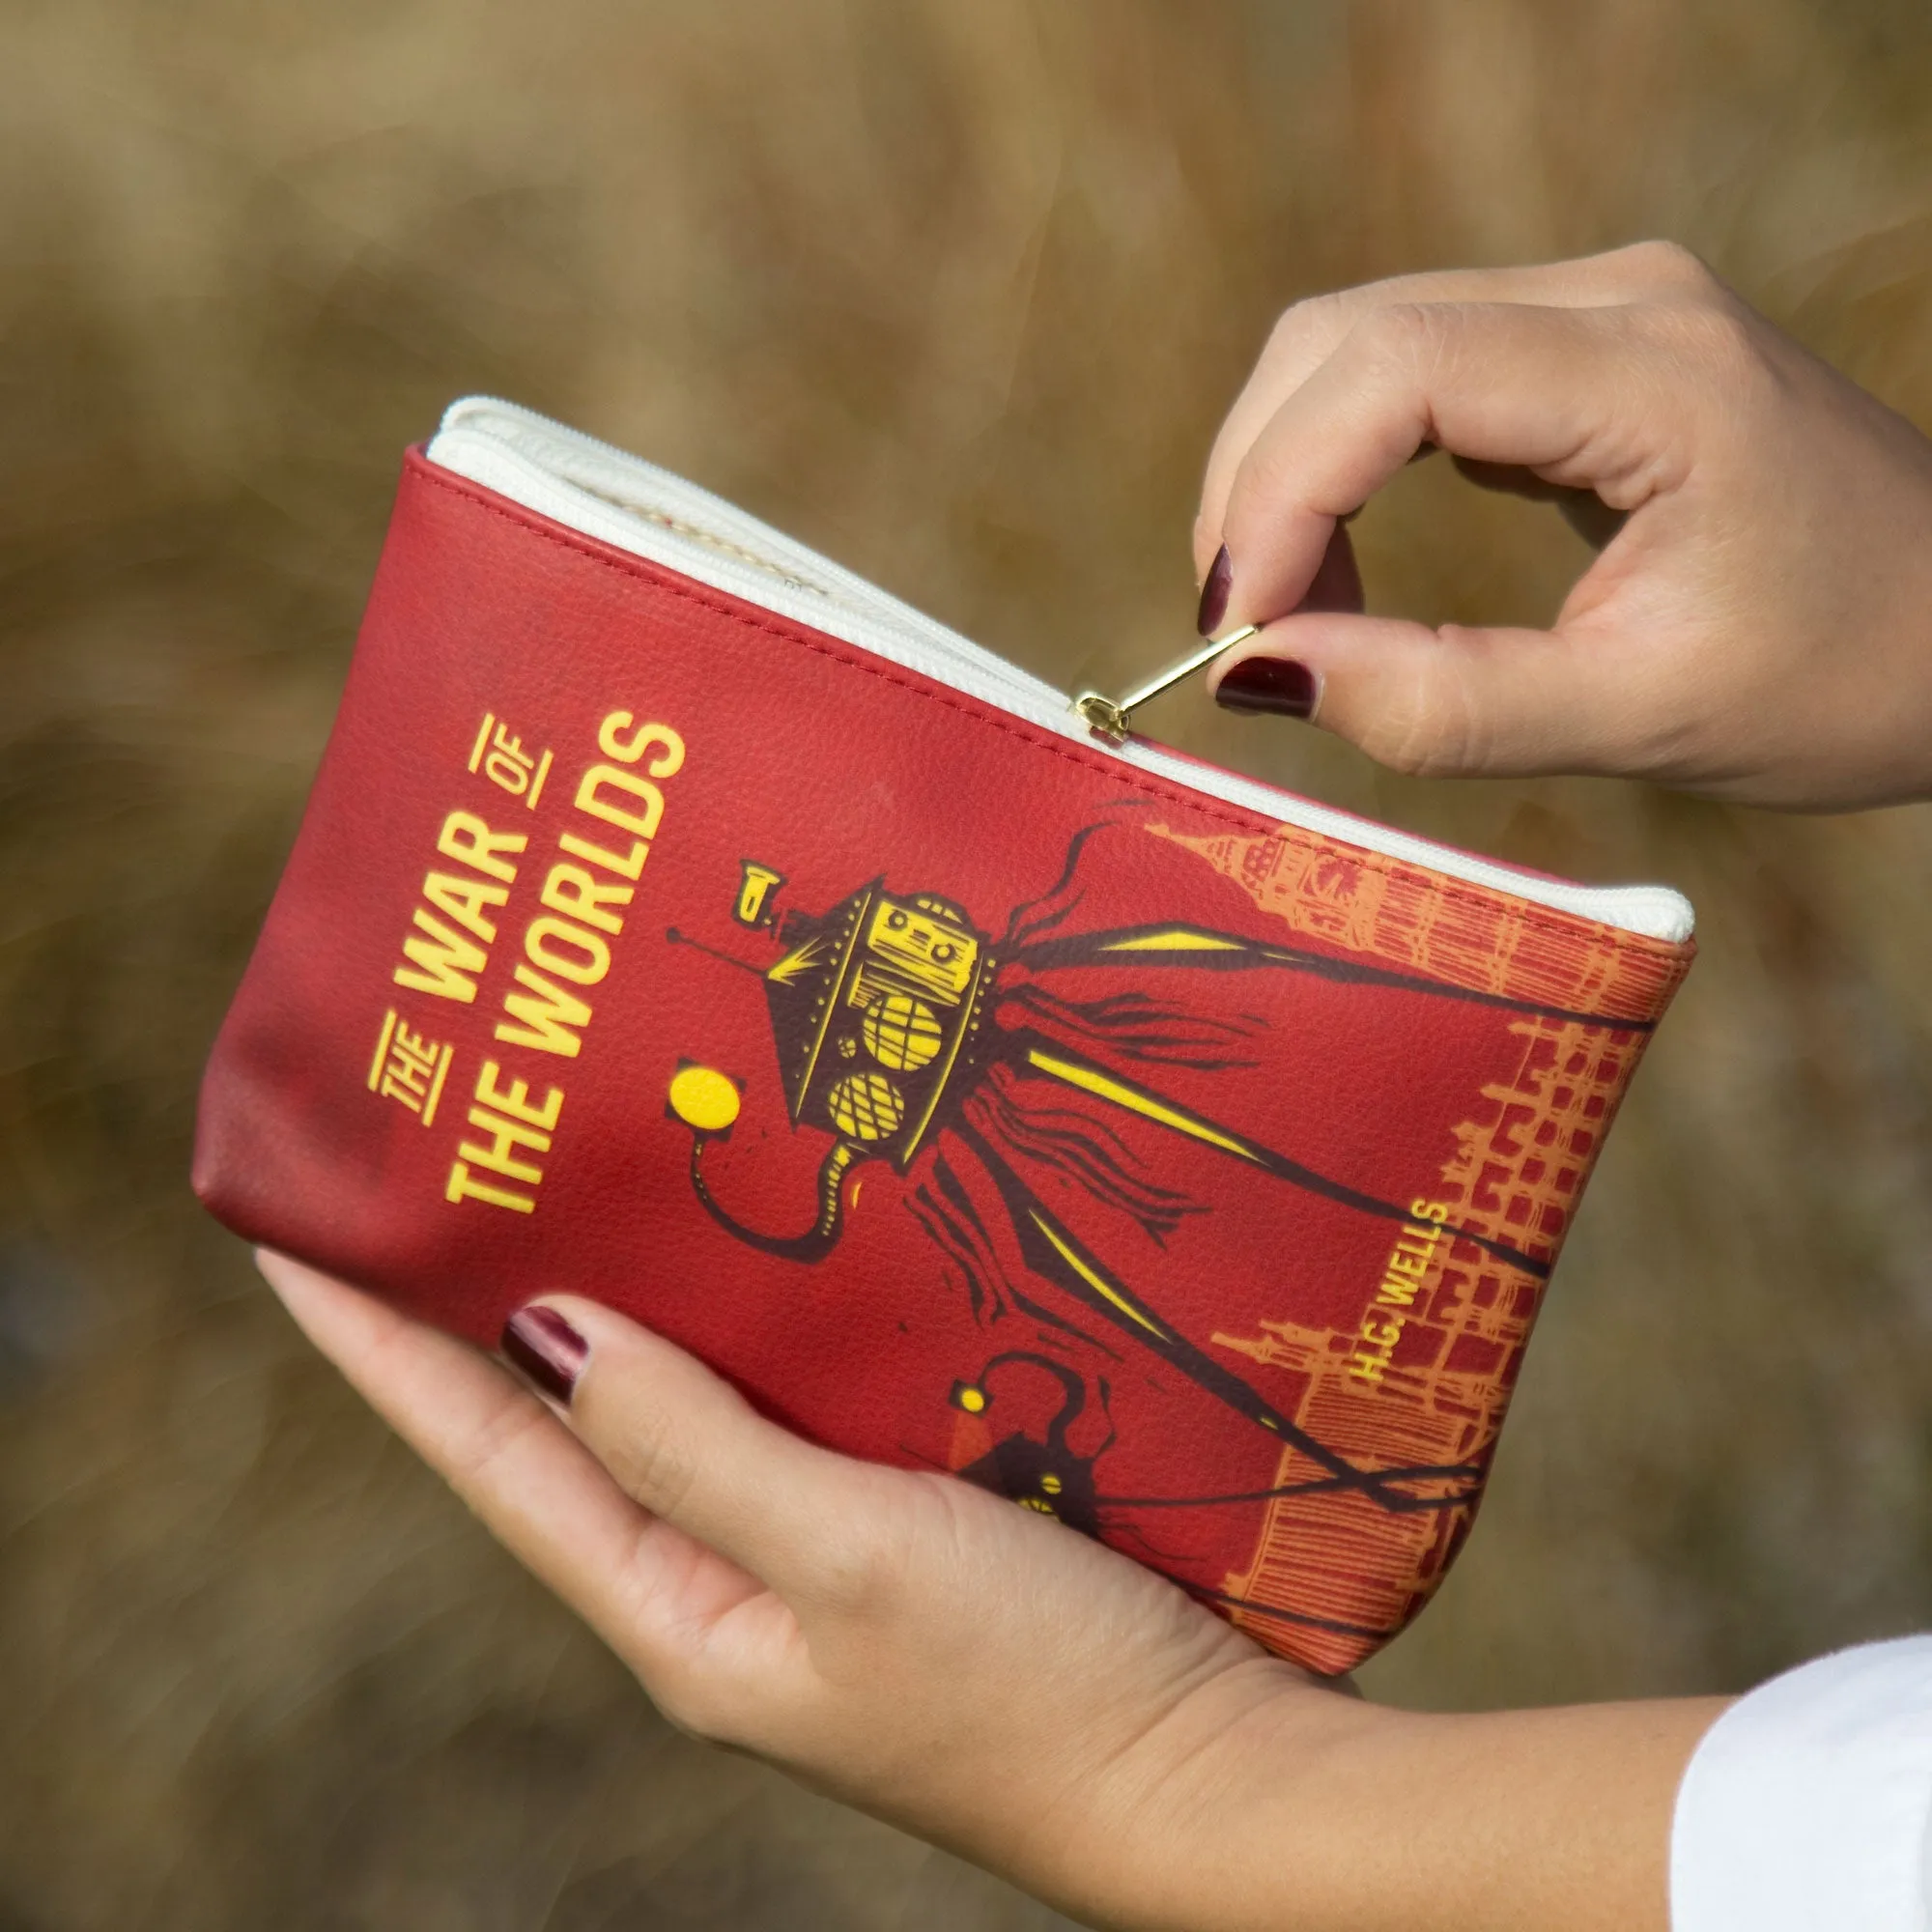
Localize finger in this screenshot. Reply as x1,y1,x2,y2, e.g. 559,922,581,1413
1194,241,1714,575
1208,611,1650,780
517,1293,906,1617
1202,522,1359,637
1217,300,1690,634
256,1253,781,1683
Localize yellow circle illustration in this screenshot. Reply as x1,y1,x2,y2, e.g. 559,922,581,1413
956,1385,986,1413
862,992,944,1071
826,1070,904,1141
668,1064,741,1133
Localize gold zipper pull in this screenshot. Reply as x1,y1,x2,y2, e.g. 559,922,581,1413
1071,624,1262,744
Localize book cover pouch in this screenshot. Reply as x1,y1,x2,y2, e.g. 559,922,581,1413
194,432,1693,1675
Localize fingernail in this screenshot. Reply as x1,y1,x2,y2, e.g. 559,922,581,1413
1196,544,1233,637
501,1305,587,1406
1215,657,1318,720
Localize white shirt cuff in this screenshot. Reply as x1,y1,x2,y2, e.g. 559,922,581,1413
1672,1635,1932,1931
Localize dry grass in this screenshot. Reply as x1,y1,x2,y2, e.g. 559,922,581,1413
3,2,1932,1924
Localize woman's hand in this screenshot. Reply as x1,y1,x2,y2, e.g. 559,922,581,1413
258,1251,1720,1932
1194,242,1932,810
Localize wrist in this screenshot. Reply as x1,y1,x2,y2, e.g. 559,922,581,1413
1034,1659,1388,1931
1039,1668,1726,1932
1181,1678,1420,1932
1209,1690,1727,1932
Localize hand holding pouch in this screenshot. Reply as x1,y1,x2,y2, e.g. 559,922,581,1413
194,398,1695,1674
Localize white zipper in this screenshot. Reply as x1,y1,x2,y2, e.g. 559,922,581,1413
426,396,1694,944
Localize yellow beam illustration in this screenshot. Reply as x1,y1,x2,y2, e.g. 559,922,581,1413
1096,928,1245,952
1024,1047,1263,1163
1027,1209,1173,1341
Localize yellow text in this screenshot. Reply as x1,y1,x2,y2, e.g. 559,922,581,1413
1348,1199,1451,1387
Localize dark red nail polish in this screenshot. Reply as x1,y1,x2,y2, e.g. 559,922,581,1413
1215,657,1318,720
1196,545,1233,637
501,1305,587,1405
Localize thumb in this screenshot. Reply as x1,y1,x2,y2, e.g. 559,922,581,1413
1208,612,1651,780
506,1295,901,1615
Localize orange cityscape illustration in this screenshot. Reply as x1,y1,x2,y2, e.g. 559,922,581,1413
1156,819,1688,1671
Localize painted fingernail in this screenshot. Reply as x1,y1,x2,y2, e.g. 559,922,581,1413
1196,544,1233,637
501,1305,587,1406
1215,657,1318,720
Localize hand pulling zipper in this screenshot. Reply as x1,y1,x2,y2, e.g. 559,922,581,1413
1072,625,1263,743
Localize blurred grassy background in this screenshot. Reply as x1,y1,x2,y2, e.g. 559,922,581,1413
5,1,1932,1925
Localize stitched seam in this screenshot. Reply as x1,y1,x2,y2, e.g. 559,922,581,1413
407,458,1682,973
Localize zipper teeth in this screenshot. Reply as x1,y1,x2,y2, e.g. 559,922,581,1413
425,397,1695,945
580,485,813,587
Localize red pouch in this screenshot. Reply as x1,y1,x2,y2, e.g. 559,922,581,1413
194,398,1694,1674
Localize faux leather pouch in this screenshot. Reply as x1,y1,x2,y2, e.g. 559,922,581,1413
194,398,1695,1674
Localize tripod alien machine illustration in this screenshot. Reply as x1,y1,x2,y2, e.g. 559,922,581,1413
661,810,1688,1673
